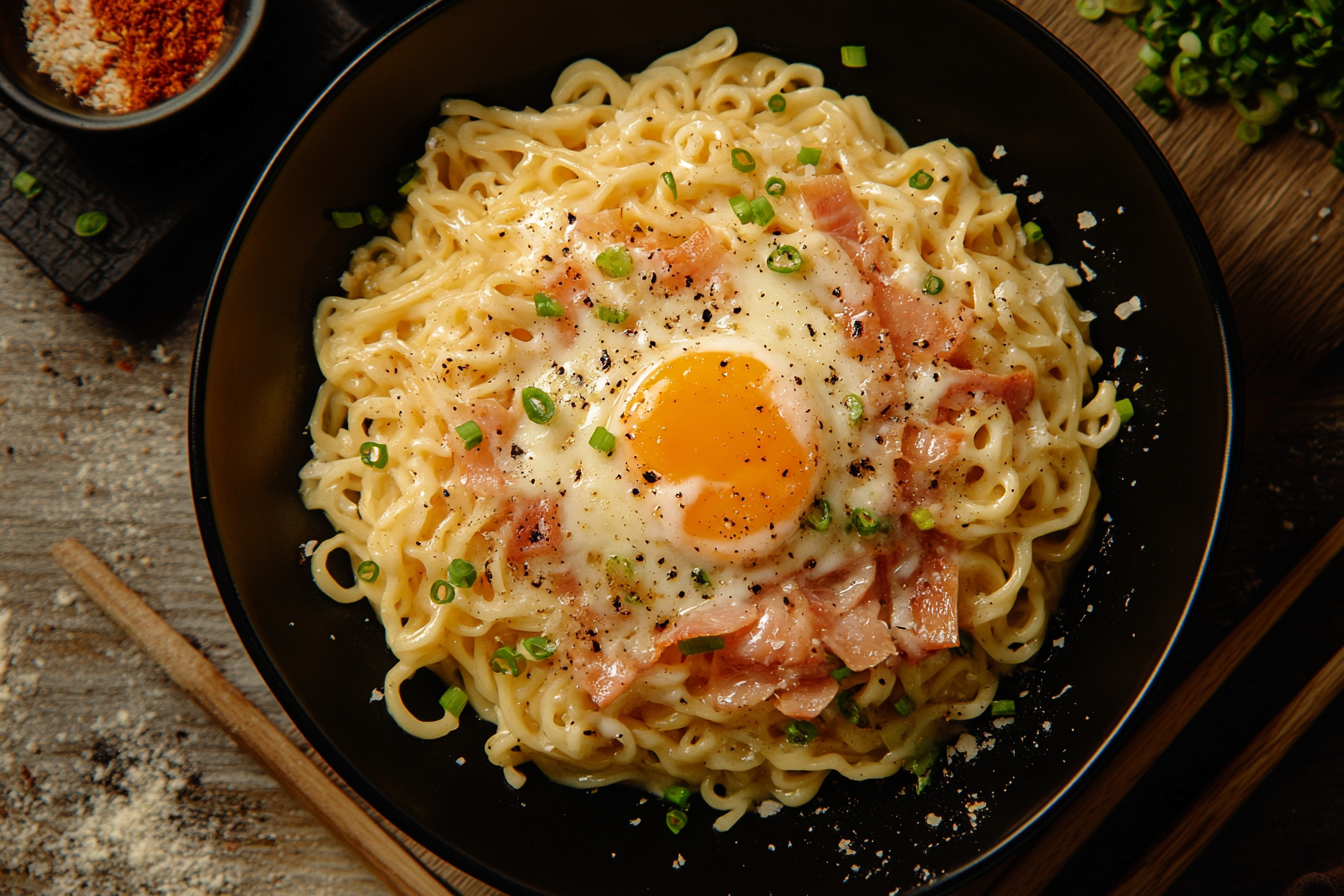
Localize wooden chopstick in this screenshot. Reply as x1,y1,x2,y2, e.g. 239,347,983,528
1108,639,1344,896
981,514,1344,896
50,538,456,896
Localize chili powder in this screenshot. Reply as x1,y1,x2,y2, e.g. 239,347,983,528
90,0,227,112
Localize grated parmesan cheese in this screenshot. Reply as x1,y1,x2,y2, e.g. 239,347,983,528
1114,296,1143,320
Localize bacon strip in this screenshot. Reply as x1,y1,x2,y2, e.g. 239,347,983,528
938,368,1035,420
505,498,562,564
453,399,512,491
888,532,961,662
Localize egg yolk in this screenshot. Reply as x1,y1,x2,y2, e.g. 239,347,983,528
622,351,817,552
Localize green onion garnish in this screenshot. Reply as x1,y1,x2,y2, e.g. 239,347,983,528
397,176,421,196
11,171,41,198
730,148,756,172
804,497,832,532
1075,0,1105,21
74,211,108,238
1236,119,1264,144
906,746,936,777
356,559,379,583
1134,73,1175,116
595,304,629,325
991,699,1016,717
831,666,853,681
765,177,786,197
911,507,936,531
596,246,633,278
768,93,786,113
922,273,944,295
1208,28,1237,58
365,205,390,228
430,579,455,604
1138,42,1164,70
1115,398,1135,423
396,162,418,185
836,689,869,727
522,636,555,660
522,386,556,423
766,245,803,274
661,171,678,200
589,426,617,454
785,720,818,746
439,686,468,717
951,631,975,656
606,555,634,582
851,508,887,537
533,292,564,318
729,194,754,224
1023,221,1045,243
691,567,712,591
844,394,864,425
331,210,363,229
749,196,775,226
840,45,867,68
796,146,821,166
664,784,691,808
490,646,523,676
448,558,477,588
665,809,688,834
360,441,389,469
456,420,483,450
678,635,724,655
893,694,915,716
908,169,934,190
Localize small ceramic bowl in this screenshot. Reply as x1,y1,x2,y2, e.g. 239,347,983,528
0,0,264,130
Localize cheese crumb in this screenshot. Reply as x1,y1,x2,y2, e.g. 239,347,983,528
455,757,465,766
1077,211,1097,229
1113,346,1126,367
1081,261,1097,282
926,814,943,827
1319,207,1332,219
1114,296,1142,320
673,854,686,868
759,800,783,818
1013,174,1028,187
370,688,384,702
1028,191,1044,204
1077,310,1097,323
954,733,979,761
993,145,1007,159
630,818,641,826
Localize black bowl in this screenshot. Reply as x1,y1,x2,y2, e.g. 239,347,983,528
0,0,264,130
190,1,1238,893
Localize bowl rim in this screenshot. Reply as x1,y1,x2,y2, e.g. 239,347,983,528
0,0,266,132
189,1,1242,892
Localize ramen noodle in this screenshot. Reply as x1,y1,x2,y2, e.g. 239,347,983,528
299,28,1122,829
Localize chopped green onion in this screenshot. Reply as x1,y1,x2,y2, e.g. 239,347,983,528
844,394,864,425
439,686,468,717
522,636,555,660
691,567,712,591
831,666,853,681
360,441,389,469
1178,31,1202,58
797,146,821,166
678,635,724,655
397,176,422,196
730,148,756,172
1023,221,1045,243
596,304,630,325
490,646,523,677
1134,73,1175,115
589,426,617,455
804,497,832,532
1237,119,1265,144
748,196,775,227
766,245,803,274
916,769,933,795
911,507,936,531
533,292,564,318
664,784,691,808
840,45,867,68
595,246,633,278
456,420,483,450
1250,10,1278,42
1209,28,1237,57
1332,139,1344,171
331,210,363,229
951,631,975,656
74,211,108,238
768,93,786,113
395,162,419,185
1075,0,1105,21
522,386,556,424
606,555,634,582
922,273,944,295
430,580,455,604
785,720,817,746
356,560,379,583
1177,70,1211,97
893,694,916,717
729,194,754,224
836,689,869,727
765,177,786,197
11,171,41,198
906,746,937,777
908,169,934,190
991,699,1016,717
665,809,688,834
851,507,887,537
448,558,477,588
1295,114,1326,139
365,205,390,228
1115,397,1135,423
661,171,677,200
1138,42,1165,69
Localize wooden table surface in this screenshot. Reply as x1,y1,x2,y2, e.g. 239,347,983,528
2,4,1342,894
